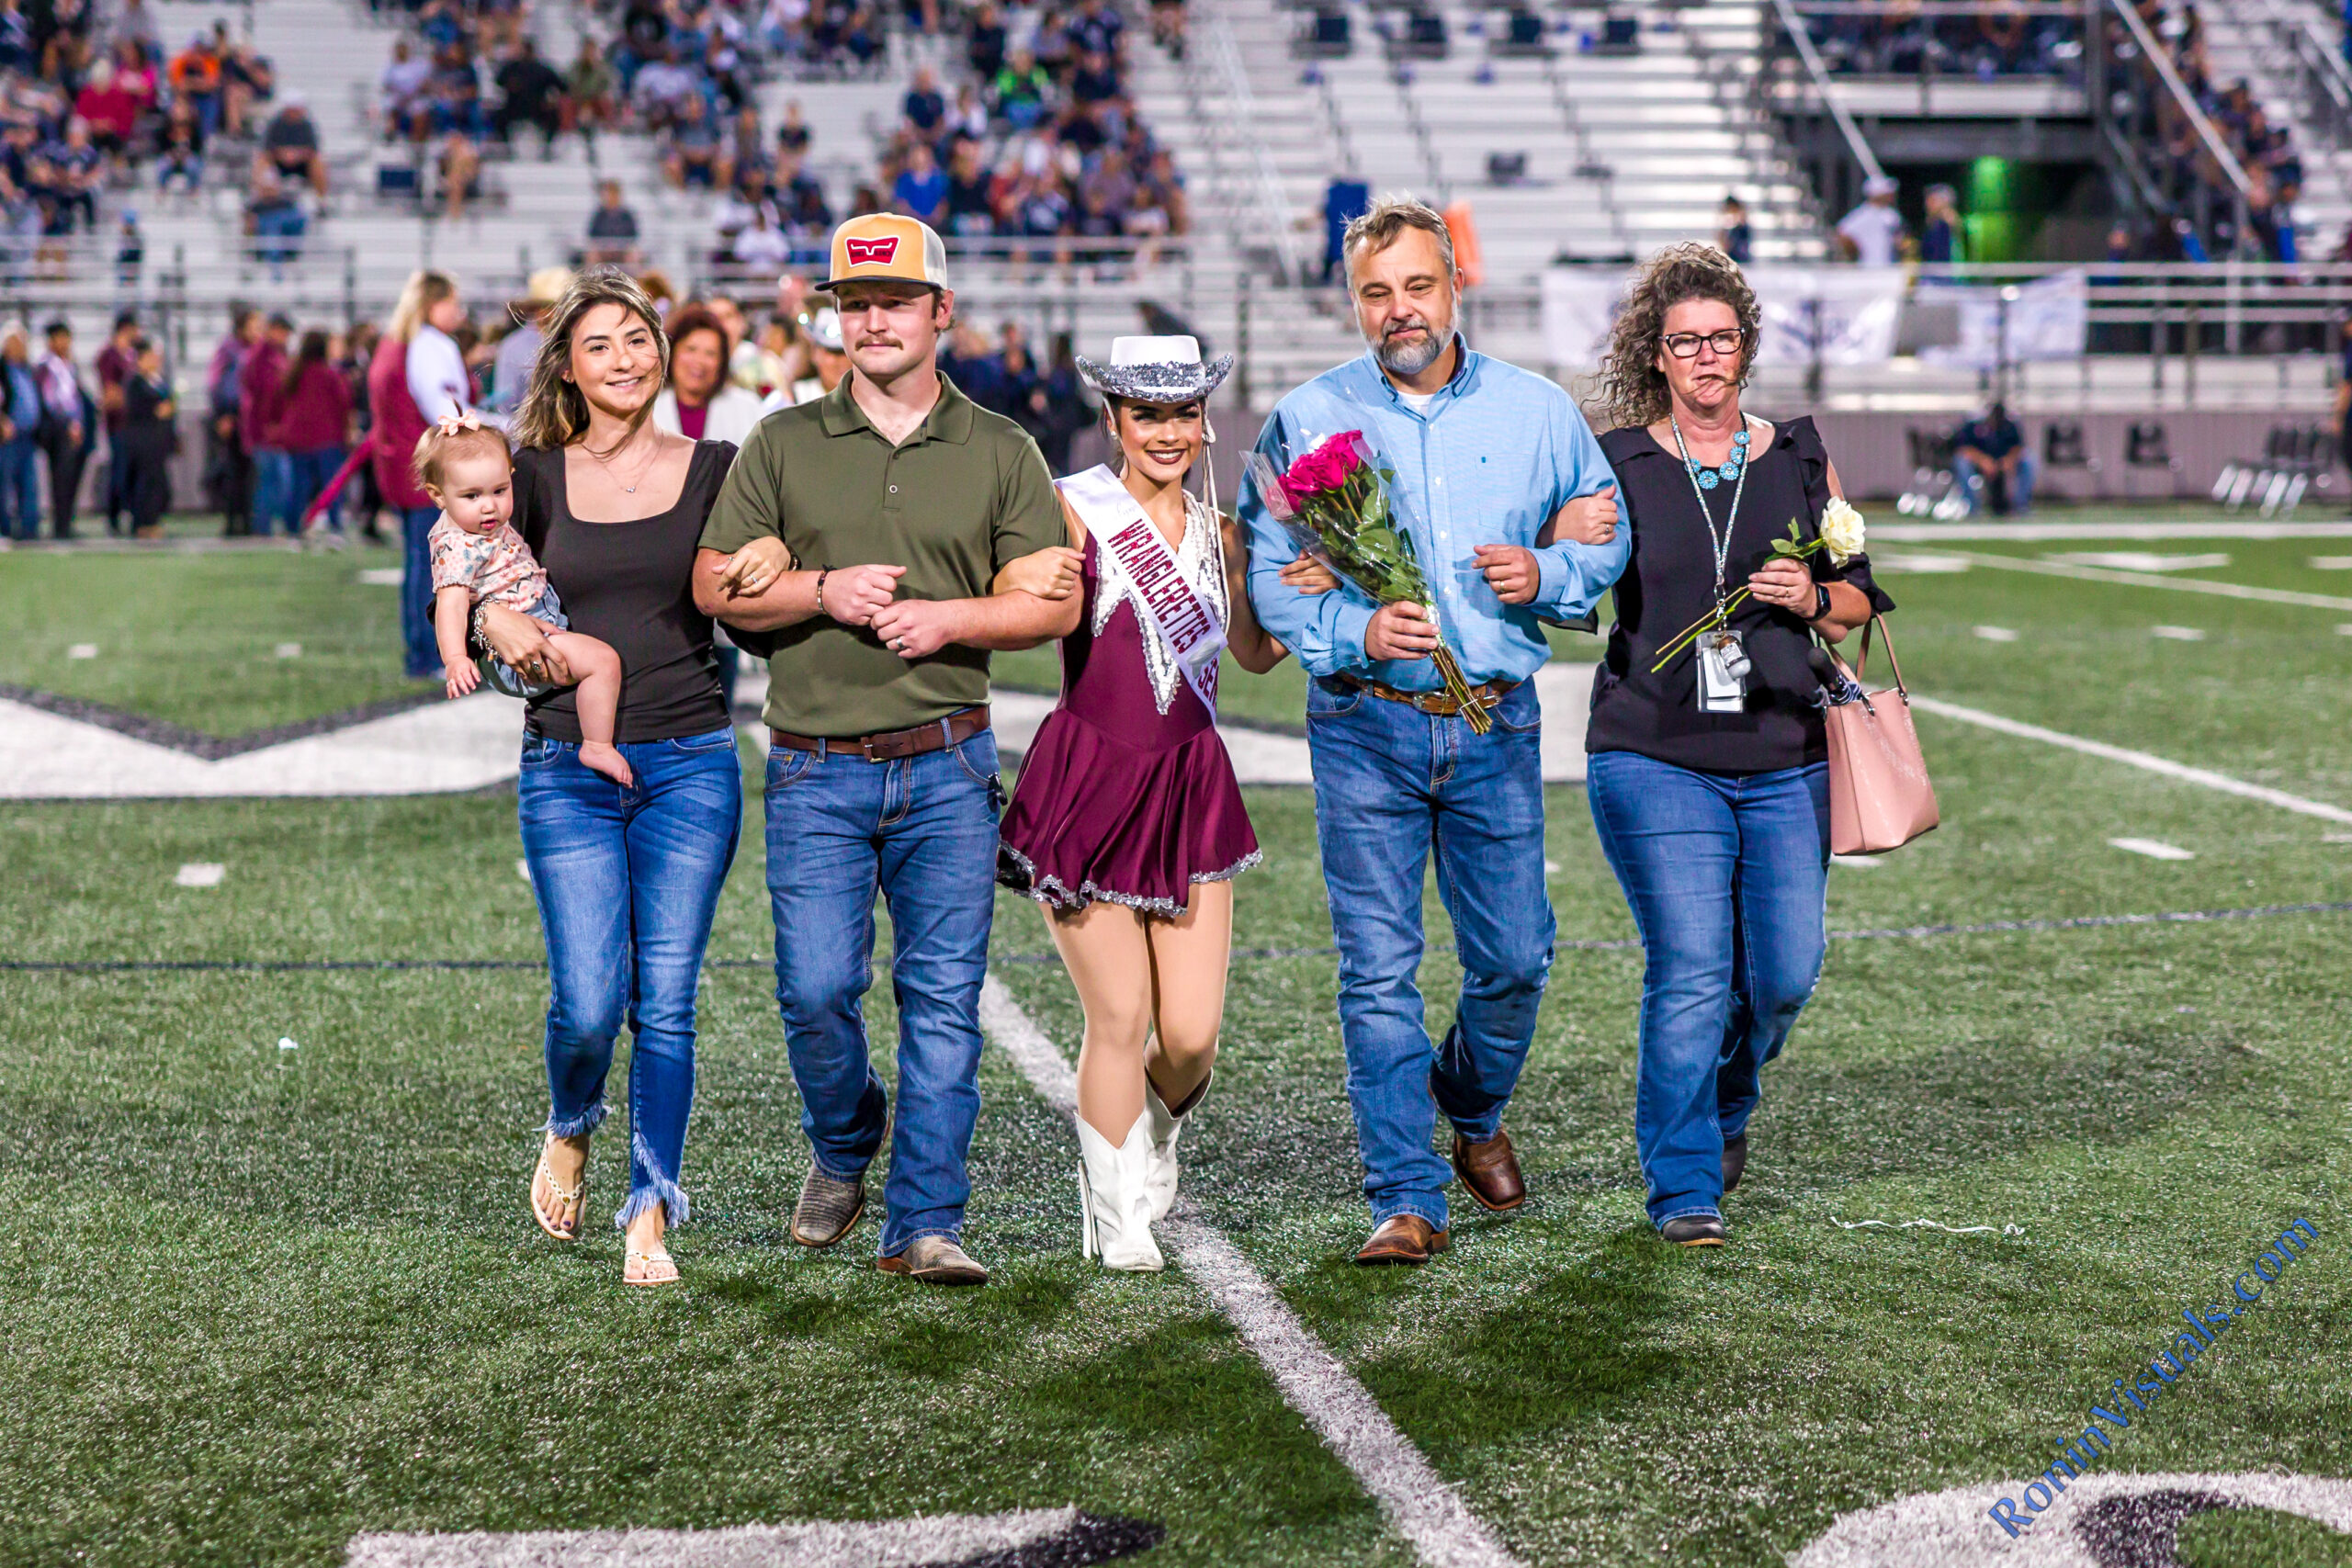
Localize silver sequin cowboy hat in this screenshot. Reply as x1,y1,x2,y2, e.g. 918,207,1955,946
1075,335,1235,405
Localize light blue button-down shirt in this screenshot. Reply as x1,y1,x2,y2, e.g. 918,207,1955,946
1239,340,1629,689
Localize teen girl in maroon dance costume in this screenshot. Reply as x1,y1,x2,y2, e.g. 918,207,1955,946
994,336,1332,1270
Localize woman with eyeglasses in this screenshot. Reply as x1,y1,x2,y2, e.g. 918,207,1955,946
1569,243,1894,1248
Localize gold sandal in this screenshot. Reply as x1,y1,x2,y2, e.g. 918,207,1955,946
624,1247,680,1287
529,1145,585,1242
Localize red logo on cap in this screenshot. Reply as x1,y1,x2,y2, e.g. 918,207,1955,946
844,235,901,266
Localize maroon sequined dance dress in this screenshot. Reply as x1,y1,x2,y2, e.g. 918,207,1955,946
997,499,1260,918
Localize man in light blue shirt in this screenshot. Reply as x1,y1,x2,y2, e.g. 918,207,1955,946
1240,197,1626,1265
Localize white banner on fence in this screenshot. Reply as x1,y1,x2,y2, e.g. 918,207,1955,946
1921,269,2088,369
1539,268,1623,368
1748,266,1907,366
1539,265,1908,368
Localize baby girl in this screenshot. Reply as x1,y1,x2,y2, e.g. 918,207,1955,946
419,418,633,787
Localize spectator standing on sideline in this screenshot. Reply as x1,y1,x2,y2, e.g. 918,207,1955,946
1715,195,1753,265
0,324,41,540
1836,175,1904,265
370,269,469,677
1920,184,1963,265
94,310,139,535
34,319,96,538
1951,401,2033,515
240,312,294,536
205,308,257,535
277,328,354,534
492,267,571,412
117,337,175,538
584,178,639,266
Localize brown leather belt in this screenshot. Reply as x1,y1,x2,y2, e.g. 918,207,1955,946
771,705,989,762
1341,675,1520,717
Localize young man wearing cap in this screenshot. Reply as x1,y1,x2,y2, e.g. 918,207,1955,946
1239,197,1627,1267
1837,176,1905,266
695,214,1074,1287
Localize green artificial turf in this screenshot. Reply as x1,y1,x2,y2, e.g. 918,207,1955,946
0,520,2347,1565
0,545,423,735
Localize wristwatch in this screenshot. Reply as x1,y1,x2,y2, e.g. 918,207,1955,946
1811,585,1832,621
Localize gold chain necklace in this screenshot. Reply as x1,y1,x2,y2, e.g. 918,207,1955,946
582,427,658,494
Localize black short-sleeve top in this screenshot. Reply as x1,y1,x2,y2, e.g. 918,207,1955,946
1586,415,1894,774
509,439,738,744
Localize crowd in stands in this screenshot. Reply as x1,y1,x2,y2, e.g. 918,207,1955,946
1805,1,2085,79
531,0,1188,278
2111,1,2305,262
0,0,355,276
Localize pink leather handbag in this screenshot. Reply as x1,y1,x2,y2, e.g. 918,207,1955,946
1823,616,1939,855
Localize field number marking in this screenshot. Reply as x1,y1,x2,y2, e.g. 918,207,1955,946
978,977,1526,1568
1908,697,2352,826
2109,838,2196,861
2048,551,2230,572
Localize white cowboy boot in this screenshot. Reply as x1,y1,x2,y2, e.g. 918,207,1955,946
1142,1070,1210,1223
1075,1113,1164,1272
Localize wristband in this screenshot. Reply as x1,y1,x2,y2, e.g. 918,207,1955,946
815,568,829,618
1811,585,1832,621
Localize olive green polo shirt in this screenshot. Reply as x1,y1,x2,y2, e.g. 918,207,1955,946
700,373,1065,739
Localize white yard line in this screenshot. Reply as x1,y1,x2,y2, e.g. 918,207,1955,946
977,976,1526,1568
1909,696,2352,825
348,1506,1102,1567
1931,549,2352,612
1873,520,2352,541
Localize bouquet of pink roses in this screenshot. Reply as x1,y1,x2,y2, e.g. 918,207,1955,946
1248,430,1490,732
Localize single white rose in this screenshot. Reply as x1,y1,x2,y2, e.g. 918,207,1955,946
1819,497,1866,564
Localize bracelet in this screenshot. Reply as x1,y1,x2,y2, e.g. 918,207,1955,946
814,568,829,617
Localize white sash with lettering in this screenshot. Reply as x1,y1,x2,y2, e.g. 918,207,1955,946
1055,465,1227,716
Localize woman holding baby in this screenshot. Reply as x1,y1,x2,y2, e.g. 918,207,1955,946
466,266,746,1287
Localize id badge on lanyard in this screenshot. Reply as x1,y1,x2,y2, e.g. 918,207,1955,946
1696,626,1750,713
1670,414,1756,716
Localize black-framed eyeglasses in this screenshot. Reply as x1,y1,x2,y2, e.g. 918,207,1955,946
1663,330,1747,359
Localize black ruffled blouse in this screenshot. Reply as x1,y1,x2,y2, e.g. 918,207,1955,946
1587,415,1895,774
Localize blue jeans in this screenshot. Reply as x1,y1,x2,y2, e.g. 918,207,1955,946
288,446,345,530
400,505,439,677
1306,675,1555,1233
763,726,1002,1257
1586,751,1829,1227
1953,450,2036,515
0,436,38,538
250,447,294,536
518,728,742,1228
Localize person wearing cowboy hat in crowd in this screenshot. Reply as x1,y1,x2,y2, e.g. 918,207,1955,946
987,337,1336,1270
693,213,1074,1287
488,266,572,413
1238,196,1629,1267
